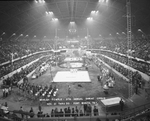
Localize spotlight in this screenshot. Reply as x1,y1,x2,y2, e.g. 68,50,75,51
42,0,45,3
49,12,53,15
87,17,93,21
70,21,75,25
99,0,108,3
91,11,96,14
53,18,58,21
99,0,104,3
106,0,109,3
95,11,99,14
35,0,38,3
46,11,53,15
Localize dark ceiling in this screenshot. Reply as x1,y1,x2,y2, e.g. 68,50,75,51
0,0,150,38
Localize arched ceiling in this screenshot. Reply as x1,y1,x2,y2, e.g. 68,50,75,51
0,0,150,38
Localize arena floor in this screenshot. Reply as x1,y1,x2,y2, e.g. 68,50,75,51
0,59,150,116
27,60,129,99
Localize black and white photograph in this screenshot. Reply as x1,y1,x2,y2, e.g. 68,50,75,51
0,0,150,121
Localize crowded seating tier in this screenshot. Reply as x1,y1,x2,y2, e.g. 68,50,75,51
93,37,150,61
2,56,52,88
0,40,53,64
0,52,51,78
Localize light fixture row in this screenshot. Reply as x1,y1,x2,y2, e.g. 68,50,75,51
91,10,99,14
52,18,58,21
46,11,53,15
99,0,109,3
87,17,93,21
35,0,45,4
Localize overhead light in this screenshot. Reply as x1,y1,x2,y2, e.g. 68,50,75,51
91,11,96,14
42,0,45,3
91,10,99,15
99,0,105,3
36,0,45,4
99,0,108,3
35,0,38,3
122,32,126,34
96,11,99,14
2,32,5,35
87,17,93,21
49,12,53,15
46,11,53,15
52,18,58,21
70,21,75,25
106,0,109,3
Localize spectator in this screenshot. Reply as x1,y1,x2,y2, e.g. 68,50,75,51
75,106,79,116
54,108,58,117
1,102,9,116
29,107,34,118
59,109,64,117
45,113,50,117
51,109,55,117
67,107,71,117
37,109,43,118
79,110,84,116
93,106,99,116
83,104,87,115
72,108,75,117
19,106,24,119
119,98,124,111
96,118,101,121
64,108,67,117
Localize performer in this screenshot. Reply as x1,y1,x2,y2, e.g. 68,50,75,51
85,66,88,71
68,85,71,96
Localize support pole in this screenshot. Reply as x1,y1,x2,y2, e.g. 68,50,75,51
87,28,89,49
126,0,133,98
55,28,57,50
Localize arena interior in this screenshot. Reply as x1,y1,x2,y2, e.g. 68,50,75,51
0,0,150,121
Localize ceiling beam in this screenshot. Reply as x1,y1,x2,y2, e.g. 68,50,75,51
55,2,64,18
81,1,89,17
72,0,76,21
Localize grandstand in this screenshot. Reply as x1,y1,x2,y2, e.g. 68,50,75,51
0,0,150,121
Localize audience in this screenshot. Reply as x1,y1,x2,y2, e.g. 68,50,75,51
0,40,53,64
99,50,150,76
0,36,150,121
93,36,150,60
0,52,51,78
